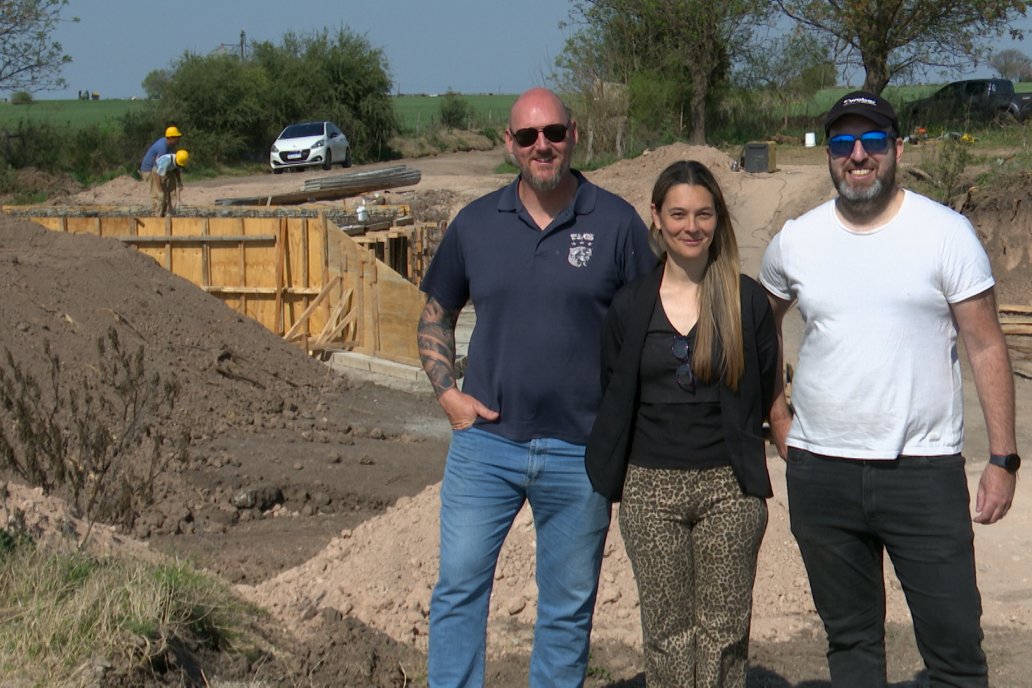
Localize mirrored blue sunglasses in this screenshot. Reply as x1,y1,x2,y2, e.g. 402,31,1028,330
828,131,893,158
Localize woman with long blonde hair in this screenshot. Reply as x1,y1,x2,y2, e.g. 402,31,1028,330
586,160,778,687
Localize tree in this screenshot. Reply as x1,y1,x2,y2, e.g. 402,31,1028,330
251,28,397,161
0,0,76,92
559,0,770,145
738,27,836,127
989,48,1032,80
157,53,272,163
438,91,474,129
775,0,1032,94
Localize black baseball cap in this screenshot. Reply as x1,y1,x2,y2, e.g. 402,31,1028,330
824,91,899,137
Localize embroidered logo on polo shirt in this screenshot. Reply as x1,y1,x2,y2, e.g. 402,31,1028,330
568,233,594,268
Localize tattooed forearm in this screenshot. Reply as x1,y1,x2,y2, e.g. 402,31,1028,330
418,297,461,397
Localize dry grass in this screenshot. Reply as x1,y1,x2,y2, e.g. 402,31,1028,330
0,535,260,686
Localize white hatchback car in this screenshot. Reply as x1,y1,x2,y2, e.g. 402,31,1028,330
269,121,352,173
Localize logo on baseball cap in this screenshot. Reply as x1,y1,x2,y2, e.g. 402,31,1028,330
824,91,899,137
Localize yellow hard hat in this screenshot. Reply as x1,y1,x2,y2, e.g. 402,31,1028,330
165,126,183,138
175,149,189,167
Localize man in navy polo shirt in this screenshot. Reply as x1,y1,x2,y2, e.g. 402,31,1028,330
418,87,655,687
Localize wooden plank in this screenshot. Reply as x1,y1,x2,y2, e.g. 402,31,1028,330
315,289,358,346
315,287,354,345
1000,305,1032,315
163,216,173,272
203,286,324,296
168,217,206,286
118,234,275,244
274,218,287,335
201,217,211,287
1003,324,1032,335
283,277,341,340
239,217,248,319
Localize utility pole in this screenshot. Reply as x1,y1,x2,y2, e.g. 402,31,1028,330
240,29,246,60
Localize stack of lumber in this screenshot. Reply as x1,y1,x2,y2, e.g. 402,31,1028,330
215,166,421,206
303,166,421,193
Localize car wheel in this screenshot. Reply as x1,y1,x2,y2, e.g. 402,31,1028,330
322,151,332,171
342,148,352,168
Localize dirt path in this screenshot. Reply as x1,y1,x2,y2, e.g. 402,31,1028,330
4,143,1032,686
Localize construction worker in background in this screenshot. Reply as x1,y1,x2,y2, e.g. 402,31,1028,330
152,149,189,217
140,126,183,177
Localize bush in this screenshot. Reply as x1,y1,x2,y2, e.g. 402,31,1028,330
0,329,188,540
926,136,972,206
10,91,33,105
439,91,474,129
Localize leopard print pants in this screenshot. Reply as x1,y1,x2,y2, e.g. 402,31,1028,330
619,463,767,688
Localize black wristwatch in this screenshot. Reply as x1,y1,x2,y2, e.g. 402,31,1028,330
989,453,1021,474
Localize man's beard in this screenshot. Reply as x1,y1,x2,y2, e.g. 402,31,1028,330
834,160,896,218
518,157,569,193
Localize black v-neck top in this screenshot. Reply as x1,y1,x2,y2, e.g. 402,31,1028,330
628,304,730,470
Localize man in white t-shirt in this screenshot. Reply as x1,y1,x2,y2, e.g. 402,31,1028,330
760,91,1018,688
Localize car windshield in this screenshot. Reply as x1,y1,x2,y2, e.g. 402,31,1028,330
280,123,324,139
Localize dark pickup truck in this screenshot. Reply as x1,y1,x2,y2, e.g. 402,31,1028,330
907,78,1032,128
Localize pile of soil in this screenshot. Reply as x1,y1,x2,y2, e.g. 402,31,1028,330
2,142,1032,686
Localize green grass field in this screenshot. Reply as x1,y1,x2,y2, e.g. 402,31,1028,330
0,98,148,129
0,94,520,134
393,93,517,132
2,84,1028,135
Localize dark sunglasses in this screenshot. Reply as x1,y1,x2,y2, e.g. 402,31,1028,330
509,124,568,147
671,335,696,394
828,131,893,158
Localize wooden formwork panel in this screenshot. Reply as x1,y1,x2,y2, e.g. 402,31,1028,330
373,263,423,363
13,209,425,366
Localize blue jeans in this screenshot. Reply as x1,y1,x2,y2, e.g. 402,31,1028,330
787,449,986,688
428,427,611,688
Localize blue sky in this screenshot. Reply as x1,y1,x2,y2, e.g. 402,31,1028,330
47,0,573,99
44,1,1032,100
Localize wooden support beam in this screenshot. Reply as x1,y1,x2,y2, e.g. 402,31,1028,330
274,218,287,335
164,215,173,272
315,287,355,345
118,234,275,244
202,286,324,296
283,276,340,340
239,217,247,316
201,217,211,287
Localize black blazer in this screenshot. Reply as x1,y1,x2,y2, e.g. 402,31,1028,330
585,263,778,501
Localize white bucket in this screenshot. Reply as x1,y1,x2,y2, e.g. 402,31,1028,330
804,132,817,148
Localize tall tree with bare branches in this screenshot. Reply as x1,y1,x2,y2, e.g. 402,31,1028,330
775,0,1032,94
0,0,76,92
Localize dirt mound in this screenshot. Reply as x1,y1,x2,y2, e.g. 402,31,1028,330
0,216,337,441
241,479,822,657
69,174,148,207
963,174,1032,306
0,166,84,204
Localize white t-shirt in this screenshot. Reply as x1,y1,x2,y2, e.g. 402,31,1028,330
759,190,994,459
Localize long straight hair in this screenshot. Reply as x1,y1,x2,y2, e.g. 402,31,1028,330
649,160,744,389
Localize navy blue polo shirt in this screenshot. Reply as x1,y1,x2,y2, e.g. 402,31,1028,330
420,171,655,445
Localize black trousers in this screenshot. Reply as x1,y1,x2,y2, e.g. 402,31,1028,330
786,449,987,688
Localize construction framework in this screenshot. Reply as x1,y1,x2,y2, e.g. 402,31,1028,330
9,207,442,367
